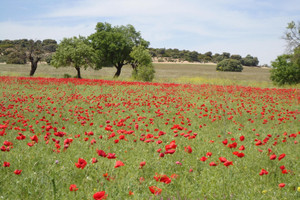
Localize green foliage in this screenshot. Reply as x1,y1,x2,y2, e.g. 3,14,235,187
45,54,52,65
216,59,243,72
130,45,155,82
51,36,97,78
6,51,27,64
241,55,259,66
230,54,242,61
149,48,258,64
270,53,300,85
51,36,97,70
132,65,155,82
89,22,149,77
63,73,72,78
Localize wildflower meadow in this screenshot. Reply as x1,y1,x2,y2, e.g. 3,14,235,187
0,76,299,199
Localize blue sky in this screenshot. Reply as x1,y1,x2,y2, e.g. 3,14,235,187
1,0,300,65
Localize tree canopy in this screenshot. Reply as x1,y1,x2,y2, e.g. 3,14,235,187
51,36,97,78
89,22,149,78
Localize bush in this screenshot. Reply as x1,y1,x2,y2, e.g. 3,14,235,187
132,64,155,82
270,54,300,85
216,59,243,72
63,73,72,78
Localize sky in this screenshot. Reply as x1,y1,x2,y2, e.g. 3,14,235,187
1,0,300,65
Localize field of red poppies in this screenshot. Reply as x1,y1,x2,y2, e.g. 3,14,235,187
0,76,299,199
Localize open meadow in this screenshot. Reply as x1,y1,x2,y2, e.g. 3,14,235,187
0,63,299,199
0,63,274,87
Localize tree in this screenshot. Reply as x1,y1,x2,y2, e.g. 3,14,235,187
216,59,243,72
283,21,300,52
51,36,97,79
270,53,300,85
271,47,300,85
241,54,259,66
230,54,242,61
130,45,155,81
27,40,45,76
270,21,300,85
0,39,57,76
89,22,149,78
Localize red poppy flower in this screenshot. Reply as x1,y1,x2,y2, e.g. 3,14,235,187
14,169,22,175
128,191,134,195
139,161,146,169
165,140,177,150
223,161,233,167
30,135,38,143
149,186,162,195
240,135,245,141
184,146,192,153
154,174,172,184
114,160,124,168
219,157,227,163
237,152,245,158
75,158,87,169
69,184,78,191
96,149,107,158
107,153,116,159
270,154,277,160
3,162,10,167
222,139,228,145
93,191,107,200
206,152,212,157
259,169,268,176
165,149,176,154
92,158,98,163
200,156,208,162
278,153,286,161
278,183,285,188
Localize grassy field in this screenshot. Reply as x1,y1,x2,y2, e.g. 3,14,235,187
0,76,299,199
0,63,274,87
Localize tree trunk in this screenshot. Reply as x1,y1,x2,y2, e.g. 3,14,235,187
29,59,38,76
75,67,82,79
114,64,123,78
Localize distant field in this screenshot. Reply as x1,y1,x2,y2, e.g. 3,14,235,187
0,62,273,87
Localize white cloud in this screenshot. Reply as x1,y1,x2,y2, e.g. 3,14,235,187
0,21,95,41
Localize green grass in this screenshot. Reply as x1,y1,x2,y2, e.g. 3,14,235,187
0,76,299,199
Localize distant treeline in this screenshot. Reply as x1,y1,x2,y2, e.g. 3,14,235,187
0,39,57,64
149,48,259,66
0,39,259,66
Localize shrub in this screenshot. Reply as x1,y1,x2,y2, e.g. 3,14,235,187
270,54,300,85
132,64,155,82
216,59,243,72
63,73,72,78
